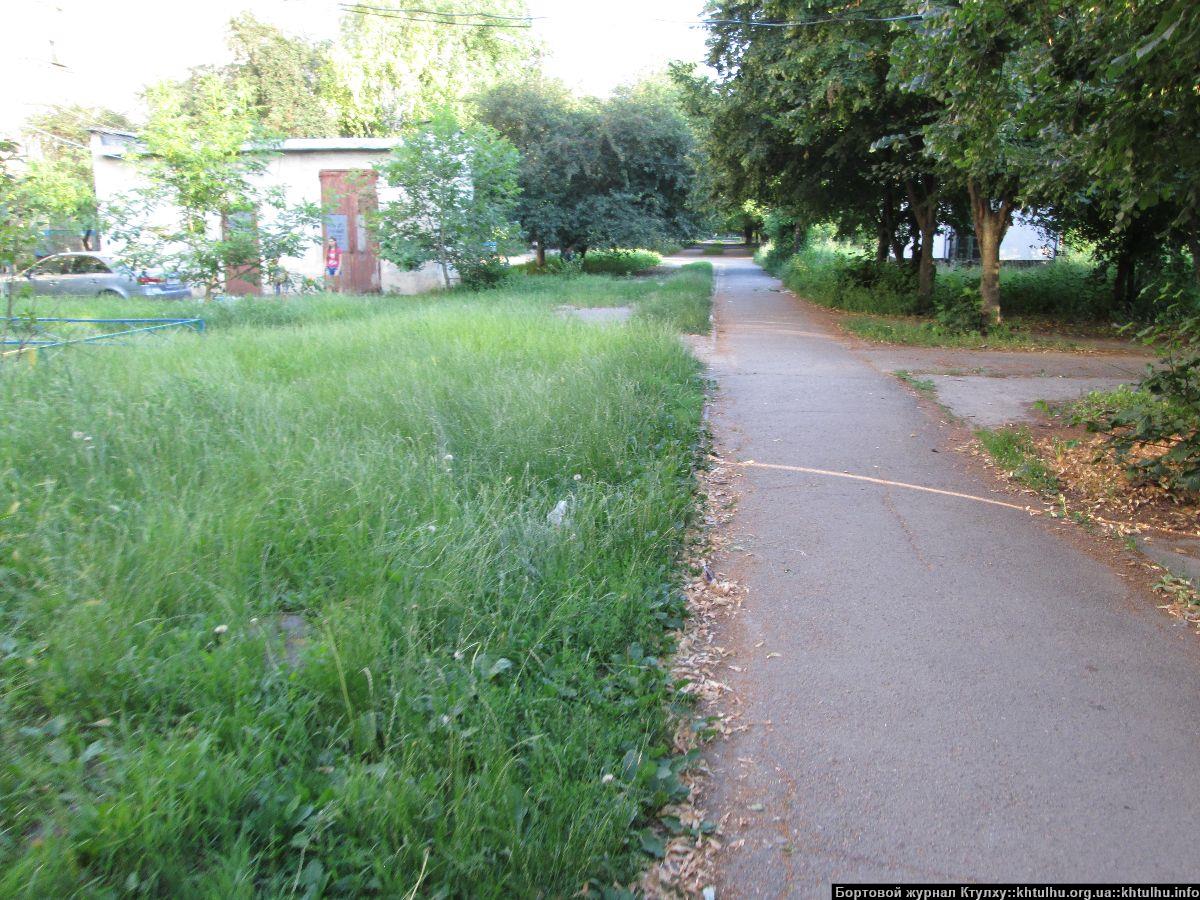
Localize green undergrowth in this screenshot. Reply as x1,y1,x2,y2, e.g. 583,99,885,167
7,291,403,334
976,426,1061,494
758,239,1114,321
518,262,712,334
0,276,709,894
517,249,662,277
844,315,1080,350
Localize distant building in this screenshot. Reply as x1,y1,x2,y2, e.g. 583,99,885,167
89,130,448,295
931,213,1060,264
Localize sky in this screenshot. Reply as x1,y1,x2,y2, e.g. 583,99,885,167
2,0,710,135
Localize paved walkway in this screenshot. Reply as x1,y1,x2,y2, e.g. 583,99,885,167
699,251,1200,894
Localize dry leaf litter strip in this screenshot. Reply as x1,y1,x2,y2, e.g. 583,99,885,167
637,453,745,899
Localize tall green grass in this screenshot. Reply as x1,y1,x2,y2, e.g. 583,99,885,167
760,238,1113,321
0,278,709,894
505,261,713,334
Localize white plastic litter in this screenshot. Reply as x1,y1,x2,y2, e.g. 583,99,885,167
546,499,571,527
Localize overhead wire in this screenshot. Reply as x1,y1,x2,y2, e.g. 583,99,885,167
334,3,924,29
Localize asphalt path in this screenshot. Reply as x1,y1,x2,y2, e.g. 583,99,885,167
699,250,1200,895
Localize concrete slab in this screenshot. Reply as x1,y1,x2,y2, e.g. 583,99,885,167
929,374,1133,427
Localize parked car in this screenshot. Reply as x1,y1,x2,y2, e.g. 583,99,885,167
1,252,192,300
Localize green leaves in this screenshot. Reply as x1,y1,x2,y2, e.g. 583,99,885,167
374,109,520,288
101,75,320,297
477,76,700,255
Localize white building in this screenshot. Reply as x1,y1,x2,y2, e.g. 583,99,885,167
930,212,1059,263
89,130,448,295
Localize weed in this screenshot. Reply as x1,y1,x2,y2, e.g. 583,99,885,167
894,370,936,394
976,426,1061,494
844,316,1077,350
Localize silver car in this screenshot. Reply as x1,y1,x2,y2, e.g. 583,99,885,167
2,252,192,300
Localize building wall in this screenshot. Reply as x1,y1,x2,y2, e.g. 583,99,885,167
904,213,1058,263
90,137,454,294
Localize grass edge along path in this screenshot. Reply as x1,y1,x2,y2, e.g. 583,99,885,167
0,272,713,896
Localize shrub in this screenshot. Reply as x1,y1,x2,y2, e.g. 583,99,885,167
459,257,512,288
778,247,926,315
581,249,661,276
934,286,986,333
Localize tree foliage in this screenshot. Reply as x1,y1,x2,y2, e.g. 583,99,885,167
224,14,340,138
104,77,319,297
476,76,699,259
374,110,520,287
333,0,538,137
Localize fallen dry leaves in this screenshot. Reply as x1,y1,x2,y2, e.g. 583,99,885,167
1034,434,1198,538
637,452,745,899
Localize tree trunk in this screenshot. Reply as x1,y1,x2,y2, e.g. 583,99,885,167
1113,249,1134,308
877,188,897,264
1188,234,1200,288
917,220,937,306
967,179,1013,328
535,244,546,268
744,224,754,246
905,176,939,308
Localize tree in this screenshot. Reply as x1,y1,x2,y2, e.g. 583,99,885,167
685,1,944,305
0,140,38,274
331,0,539,137
477,76,700,260
374,110,520,287
474,78,599,266
890,1,1060,325
21,105,135,250
224,14,340,138
174,16,338,139
104,77,320,298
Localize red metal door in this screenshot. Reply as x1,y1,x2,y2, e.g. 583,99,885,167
222,210,262,296
319,170,381,293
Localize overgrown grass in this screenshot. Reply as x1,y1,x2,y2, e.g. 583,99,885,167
6,291,404,335
510,262,713,334
517,250,662,277
0,278,709,894
632,262,713,333
6,262,713,340
976,426,1061,493
845,316,1080,350
894,370,936,394
582,250,661,276
760,237,1113,321
1059,383,1158,422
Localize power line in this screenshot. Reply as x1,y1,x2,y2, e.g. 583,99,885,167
341,3,540,20
336,3,920,30
338,4,533,27
689,12,925,28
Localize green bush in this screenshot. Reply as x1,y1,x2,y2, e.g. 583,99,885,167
762,226,1117,321
935,260,1111,321
1073,297,1200,493
934,286,986,333
581,249,662,276
459,257,512,288
778,247,926,315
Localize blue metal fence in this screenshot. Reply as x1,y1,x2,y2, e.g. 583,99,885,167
0,317,205,362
